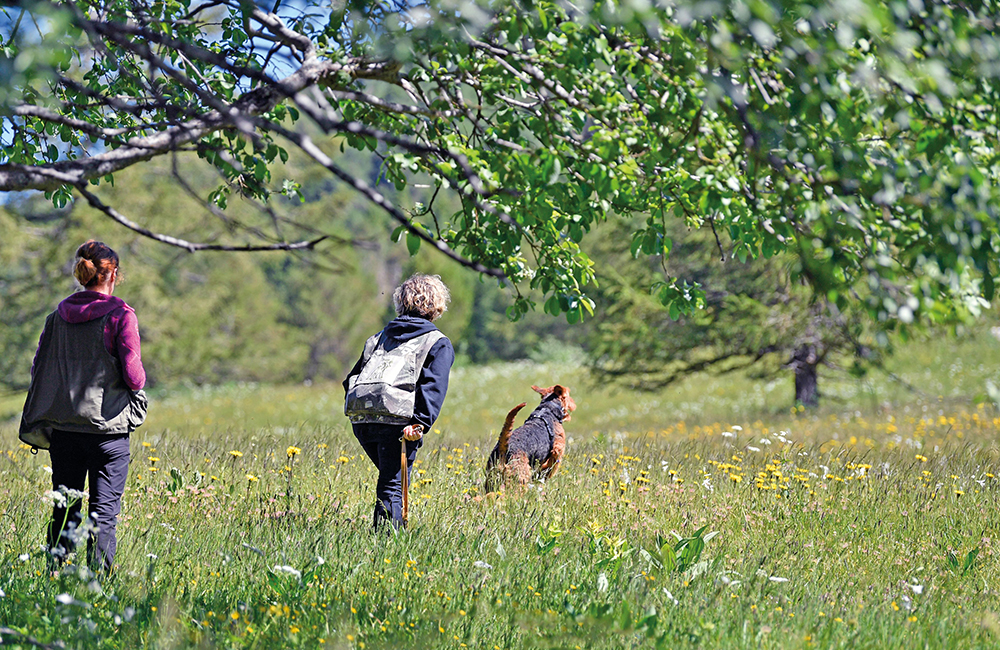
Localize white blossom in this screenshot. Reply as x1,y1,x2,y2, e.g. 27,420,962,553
42,490,67,508
64,488,87,501
272,565,302,580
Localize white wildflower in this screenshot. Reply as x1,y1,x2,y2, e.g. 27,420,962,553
747,446,761,452
474,561,493,570
731,425,743,431
18,554,29,562
909,583,923,595
768,576,789,583
760,438,772,445
315,556,325,566
64,488,87,501
597,572,608,593
42,490,67,508
721,431,736,438
272,565,302,580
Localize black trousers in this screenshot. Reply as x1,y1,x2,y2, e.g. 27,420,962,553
354,424,420,529
47,430,130,571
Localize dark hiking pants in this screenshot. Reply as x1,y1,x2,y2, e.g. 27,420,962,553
355,425,419,530
47,430,130,571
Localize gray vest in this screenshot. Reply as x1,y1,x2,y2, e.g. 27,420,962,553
344,329,445,425
19,312,148,449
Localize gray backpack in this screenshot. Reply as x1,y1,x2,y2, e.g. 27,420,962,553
344,329,445,425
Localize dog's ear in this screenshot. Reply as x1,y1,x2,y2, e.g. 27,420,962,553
551,385,565,397
532,385,552,397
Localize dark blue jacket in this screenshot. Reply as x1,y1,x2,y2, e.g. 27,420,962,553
343,315,455,432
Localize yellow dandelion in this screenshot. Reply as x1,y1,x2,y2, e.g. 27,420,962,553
286,446,301,457
246,474,259,482
229,450,244,458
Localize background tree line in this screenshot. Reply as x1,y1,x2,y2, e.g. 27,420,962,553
3,135,929,408
0,143,585,391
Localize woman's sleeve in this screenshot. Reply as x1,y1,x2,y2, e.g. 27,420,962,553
411,337,455,429
115,309,146,391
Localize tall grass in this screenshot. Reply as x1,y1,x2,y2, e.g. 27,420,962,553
1,330,999,648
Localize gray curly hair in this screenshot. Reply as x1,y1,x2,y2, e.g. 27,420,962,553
393,274,451,321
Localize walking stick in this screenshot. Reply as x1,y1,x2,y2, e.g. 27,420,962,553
400,435,409,527
400,424,423,527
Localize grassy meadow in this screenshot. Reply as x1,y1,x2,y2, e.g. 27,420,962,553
2,330,1000,649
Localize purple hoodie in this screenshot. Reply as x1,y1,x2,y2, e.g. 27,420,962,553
31,291,146,391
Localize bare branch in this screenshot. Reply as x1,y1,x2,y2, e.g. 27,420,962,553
13,104,174,139
75,184,328,252
264,125,505,278
325,89,461,118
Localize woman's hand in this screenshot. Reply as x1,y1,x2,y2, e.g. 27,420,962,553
402,424,424,441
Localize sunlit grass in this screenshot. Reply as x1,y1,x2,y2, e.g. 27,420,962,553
1,329,1000,648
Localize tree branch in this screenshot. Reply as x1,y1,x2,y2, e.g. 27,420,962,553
261,124,505,278
74,184,328,252
0,7,401,192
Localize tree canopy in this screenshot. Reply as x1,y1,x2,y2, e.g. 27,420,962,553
2,0,998,325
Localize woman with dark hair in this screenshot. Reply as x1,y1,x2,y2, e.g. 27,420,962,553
20,240,147,572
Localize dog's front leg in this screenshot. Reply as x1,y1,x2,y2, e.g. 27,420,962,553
539,424,566,479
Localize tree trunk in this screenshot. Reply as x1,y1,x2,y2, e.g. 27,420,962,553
792,344,819,408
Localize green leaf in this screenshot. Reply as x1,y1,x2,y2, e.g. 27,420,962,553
406,231,421,255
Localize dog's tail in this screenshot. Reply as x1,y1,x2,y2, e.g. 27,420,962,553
497,402,527,461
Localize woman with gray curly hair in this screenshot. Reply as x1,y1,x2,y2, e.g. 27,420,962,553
344,274,455,530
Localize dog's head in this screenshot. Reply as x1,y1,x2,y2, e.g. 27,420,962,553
531,384,577,422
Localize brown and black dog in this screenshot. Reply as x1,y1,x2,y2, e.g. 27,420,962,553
485,385,576,492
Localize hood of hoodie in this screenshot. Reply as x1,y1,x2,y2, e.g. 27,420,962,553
57,291,131,324
382,314,441,343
